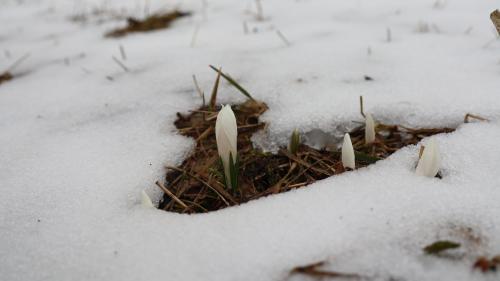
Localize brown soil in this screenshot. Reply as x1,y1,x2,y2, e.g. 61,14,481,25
105,10,191,38
157,99,454,214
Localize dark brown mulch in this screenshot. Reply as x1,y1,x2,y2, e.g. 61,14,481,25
157,99,454,214
105,10,191,38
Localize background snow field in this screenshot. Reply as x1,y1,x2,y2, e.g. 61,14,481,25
1,0,500,280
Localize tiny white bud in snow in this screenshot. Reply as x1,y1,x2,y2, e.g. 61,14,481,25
416,138,440,178
342,133,355,169
215,105,238,189
365,113,376,144
141,190,154,208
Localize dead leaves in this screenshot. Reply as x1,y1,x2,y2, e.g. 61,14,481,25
491,10,500,35
105,10,191,38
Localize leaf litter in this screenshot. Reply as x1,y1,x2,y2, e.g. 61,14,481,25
156,67,469,214
105,10,191,38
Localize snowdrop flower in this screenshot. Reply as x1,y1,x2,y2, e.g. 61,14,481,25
342,133,355,169
416,138,440,178
141,190,154,208
215,105,238,189
365,113,376,144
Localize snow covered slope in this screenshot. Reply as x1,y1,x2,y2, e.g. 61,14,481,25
0,0,499,280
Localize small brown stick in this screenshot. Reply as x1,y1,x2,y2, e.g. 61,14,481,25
165,166,234,206
6,53,30,72
237,123,264,130
209,65,255,100
155,181,189,209
359,96,366,118
190,24,200,48
283,151,332,177
464,113,488,123
119,45,127,60
195,127,213,142
269,162,297,194
181,199,208,212
285,158,326,188
112,56,129,72
209,67,221,110
419,145,425,159
291,261,362,279
192,75,205,106
276,30,291,46
287,182,308,189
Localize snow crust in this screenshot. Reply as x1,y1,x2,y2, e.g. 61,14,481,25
1,0,500,280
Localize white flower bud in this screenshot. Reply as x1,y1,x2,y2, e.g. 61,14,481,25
416,138,440,177
141,190,154,208
342,133,355,169
365,113,376,144
215,105,238,189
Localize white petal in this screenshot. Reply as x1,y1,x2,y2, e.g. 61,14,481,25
141,190,154,208
342,133,355,169
215,105,238,188
416,138,440,177
365,113,376,144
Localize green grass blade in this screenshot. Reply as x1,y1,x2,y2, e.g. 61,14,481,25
209,65,255,100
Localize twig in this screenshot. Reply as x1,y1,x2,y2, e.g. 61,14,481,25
269,162,297,194
119,45,127,60
209,67,221,109
192,75,205,106
464,26,473,35
359,96,366,118
464,113,488,123
112,56,129,72
155,181,189,209
282,150,332,177
482,36,499,48
386,27,392,42
291,261,362,279
190,24,200,48
6,53,30,72
81,67,92,74
276,30,291,46
166,166,233,206
209,65,255,100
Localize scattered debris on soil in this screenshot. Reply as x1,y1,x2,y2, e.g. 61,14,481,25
423,240,461,255
0,72,13,85
474,255,500,272
289,261,362,280
157,81,457,213
105,10,191,38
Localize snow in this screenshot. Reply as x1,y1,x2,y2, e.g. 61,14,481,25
1,0,500,280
